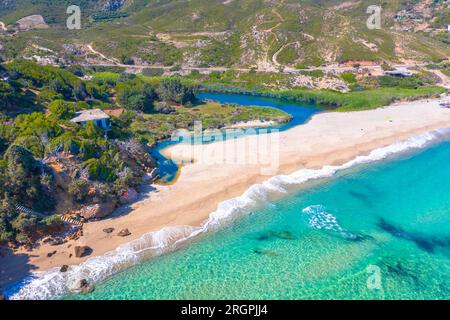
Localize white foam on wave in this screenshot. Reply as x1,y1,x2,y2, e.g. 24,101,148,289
302,204,357,239
6,127,450,300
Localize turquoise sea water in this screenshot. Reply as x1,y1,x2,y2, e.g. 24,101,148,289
67,137,450,300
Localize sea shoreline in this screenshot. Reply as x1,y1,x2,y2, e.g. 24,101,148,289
2,97,450,299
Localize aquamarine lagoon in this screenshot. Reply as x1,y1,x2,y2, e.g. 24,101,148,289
67,133,450,300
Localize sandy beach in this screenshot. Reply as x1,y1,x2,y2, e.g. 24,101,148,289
2,97,450,290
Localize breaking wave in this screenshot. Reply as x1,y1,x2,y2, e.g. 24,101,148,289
5,127,450,300
302,205,357,239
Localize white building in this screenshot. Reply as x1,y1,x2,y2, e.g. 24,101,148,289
70,109,111,130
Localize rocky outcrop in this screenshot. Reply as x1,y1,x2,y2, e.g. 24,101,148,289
42,236,64,246
119,188,138,205
60,265,69,273
118,228,131,237
78,279,94,294
15,15,49,31
47,250,57,257
74,245,92,258
102,0,126,12
103,227,115,234
79,202,115,220
68,228,83,241
291,75,350,93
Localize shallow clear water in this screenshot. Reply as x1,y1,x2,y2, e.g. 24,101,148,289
197,92,320,129
152,93,321,183
68,138,450,300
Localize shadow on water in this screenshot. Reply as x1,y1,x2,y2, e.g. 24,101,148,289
252,248,279,257
254,230,297,242
377,218,450,254
345,233,374,243
347,190,374,208
382,260,422,287
344,179,384,209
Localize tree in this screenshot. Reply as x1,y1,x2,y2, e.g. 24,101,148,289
49,100,75,120
49,77,73,99
120,55,134,65
0,81,14,110
0,198,15,244
14,135,45,158
3,144,55,212
15,112,62,140
115,81,156,112
157,77,197,105
68,179,90,202
73,82,88,100
11,212,38,237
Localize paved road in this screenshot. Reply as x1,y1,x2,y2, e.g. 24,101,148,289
80,61,427,76
84,44,428,74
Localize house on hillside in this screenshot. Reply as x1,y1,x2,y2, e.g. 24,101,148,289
384,69,412,78
70,109,111,130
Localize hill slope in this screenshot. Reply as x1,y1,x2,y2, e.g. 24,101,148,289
0,0,449,69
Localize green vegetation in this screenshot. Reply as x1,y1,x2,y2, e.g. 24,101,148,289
426,61,450,78
115,79,157,112
0,144,58,244
340,73,357,84
157,77,197,106
143,42,183,66
377,75,433,89
0,53,446,246
92,12,130,22
131,101,290,144
266,87,445,112
0,59,292,245
1,0,449,68
300,70,324,78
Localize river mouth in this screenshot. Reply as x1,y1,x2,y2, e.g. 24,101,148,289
152,92,322,184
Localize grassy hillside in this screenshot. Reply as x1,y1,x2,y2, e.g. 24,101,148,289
0,0,449,68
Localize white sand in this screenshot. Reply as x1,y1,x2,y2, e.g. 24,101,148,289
2,98,450,289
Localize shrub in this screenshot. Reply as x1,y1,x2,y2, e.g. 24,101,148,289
79,140,98,160
340,73,357,84
46,134,81,155
3,144,56,212
115,81,156,112
154,102,175,114
300,70,324,78
157,77,197,105
381,63,394,71
14,112,62,141
68,179,90,202
82,158,115,181
49,100,75,120
14,135,44,158
377,75,423,89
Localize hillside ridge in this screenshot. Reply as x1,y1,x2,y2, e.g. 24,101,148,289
0,0,449,70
